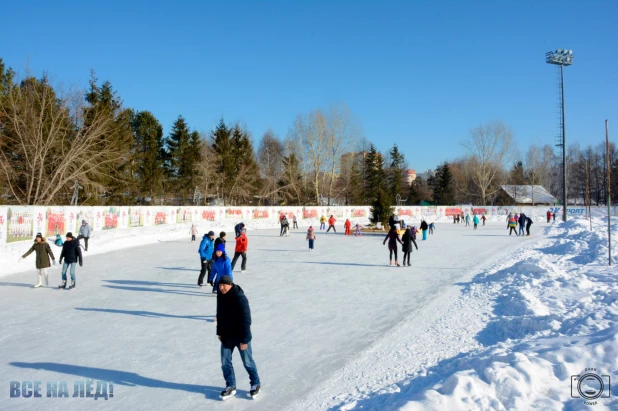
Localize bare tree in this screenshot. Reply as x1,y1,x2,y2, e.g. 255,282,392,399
462,121,516,205
0,76,127,205
257,129,284,205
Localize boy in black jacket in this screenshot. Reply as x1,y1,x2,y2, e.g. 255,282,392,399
216,276,261,400
58,232,83,290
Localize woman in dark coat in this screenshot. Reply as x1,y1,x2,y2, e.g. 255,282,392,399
401,227,414,267
383,226,403,266
21,233,56,287
420,219,429,241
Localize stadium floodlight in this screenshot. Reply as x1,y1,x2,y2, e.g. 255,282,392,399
546,49,574,222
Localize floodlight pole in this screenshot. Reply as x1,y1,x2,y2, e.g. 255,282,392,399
561,64,567,222
607,120,612,266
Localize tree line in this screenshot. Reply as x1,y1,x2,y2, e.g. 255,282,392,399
0,59,616,209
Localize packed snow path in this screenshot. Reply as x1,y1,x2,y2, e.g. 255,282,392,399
0,223,540,411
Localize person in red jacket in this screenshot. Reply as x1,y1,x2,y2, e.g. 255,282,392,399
344,219,352,235
326,215,337,233
231,229,248,272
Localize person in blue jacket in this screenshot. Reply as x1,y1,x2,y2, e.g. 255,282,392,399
234,222,245,238
54,233,64,247
209,244,233,293
197,231,215,287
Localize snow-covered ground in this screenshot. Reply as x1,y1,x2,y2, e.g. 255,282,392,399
0,218,616,410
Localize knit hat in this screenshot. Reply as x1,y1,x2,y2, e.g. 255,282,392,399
207,231,215,236
66,232,74,238
82,220,86,224
219,275,233,286
35,233,43,239
215,243,226,253
308,226,314,232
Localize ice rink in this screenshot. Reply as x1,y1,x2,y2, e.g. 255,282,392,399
0,223,541,411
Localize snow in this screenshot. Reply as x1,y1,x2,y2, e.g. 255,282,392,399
0,217,616,410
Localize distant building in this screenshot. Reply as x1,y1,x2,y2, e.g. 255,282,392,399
406,169,416,185
500,185,558,205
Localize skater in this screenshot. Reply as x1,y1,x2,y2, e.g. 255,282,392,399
198,231,215,287
280,216,290,236
400,219,406,229
354,222,361,236
388,214,396,229
428,221,435,235
453,214,457,224
190,224,198,242
231,229,248,272
481,214,486,226
473,214,479,230
410,226,419,250
401,227,413,266
234,222,245,238
20,233,56,288
553,210,557,222
508,216,518,236
518,213,526,236
54,233,64,247
58,232,82,290
420,219,429,240
216,275,261,400
292,215,298,229
465,214,471,227
526,215,533,236
326,215,337,234
319,215,327,230
514,213,520,230
306,226,316,250
77,219,91,251
214,232,227,257
383,226,403,266
506,212,513,229
209,244,232,293
546,210,551,223
344,219,351,236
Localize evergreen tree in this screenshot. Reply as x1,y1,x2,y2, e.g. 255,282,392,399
211,118,234,178
347,162,363,205
364,144,385,204
165,116,203,198
387,144,406,204
370,187,393,226
432,163,455,205
132,111,165,199
408,180,420,205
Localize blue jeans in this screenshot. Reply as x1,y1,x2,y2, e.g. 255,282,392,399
221,341,260,388
320,222,325,230
518,225,525,236
62,262,76,281
308,239,314,249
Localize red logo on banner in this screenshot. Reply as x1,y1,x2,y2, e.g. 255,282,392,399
253,210,269,219
445,208,462,216
353,209,366,217
0,215,4,225
398,209,412,216
303,210,317,218
202,211,215,221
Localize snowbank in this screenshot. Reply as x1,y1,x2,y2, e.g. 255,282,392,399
327,218,618,410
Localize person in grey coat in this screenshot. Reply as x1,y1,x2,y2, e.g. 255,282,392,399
77,220,91,251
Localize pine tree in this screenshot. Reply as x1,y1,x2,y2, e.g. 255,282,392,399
132,111,165,199
370,187,393,226
347,161,363,205
387,144,406,204
364,144,384,204
165,116,203,199
437,163,455,205
408,180,420,205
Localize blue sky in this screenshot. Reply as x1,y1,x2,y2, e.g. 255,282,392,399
1,0,617,172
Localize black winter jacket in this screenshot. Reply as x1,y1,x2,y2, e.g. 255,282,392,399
59,240,83,265
420,221,429,230
401,230,414,253
216,284,252,344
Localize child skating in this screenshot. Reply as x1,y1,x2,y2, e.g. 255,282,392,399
306,226,316,251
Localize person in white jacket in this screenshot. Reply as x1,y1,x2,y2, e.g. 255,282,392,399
190,224,199,242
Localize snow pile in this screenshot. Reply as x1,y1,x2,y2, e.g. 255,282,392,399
324,218,618,410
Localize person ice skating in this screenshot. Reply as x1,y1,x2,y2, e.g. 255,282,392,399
508,216,518,236
465,214,471,227
525,215,533,236
231,229,248,272
400,219,406,229
234,222,245,238
58,232,82,290
354,223,361,236
306,226,316,250
383,226,403,266
20,233,56,288
326,215,337,233
214,232,227,258
209,244,232,293
280,216,290,236
410,226,419,251
481,214,486,226
546,210,552,223
506,212,513,229
344,219,352,236
514,213,520,230
216,275,261,400
473,214,479,230
77,220,91,251
401,227,414,266
54,233,64,247
553,210,557,222
292,215,298,229
190,224,198,242
319,215,327,230
420,219,429,240
197,231,215,287
428,222,435,235
388,214,395,229
453,214,457,224
518,213,526,236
